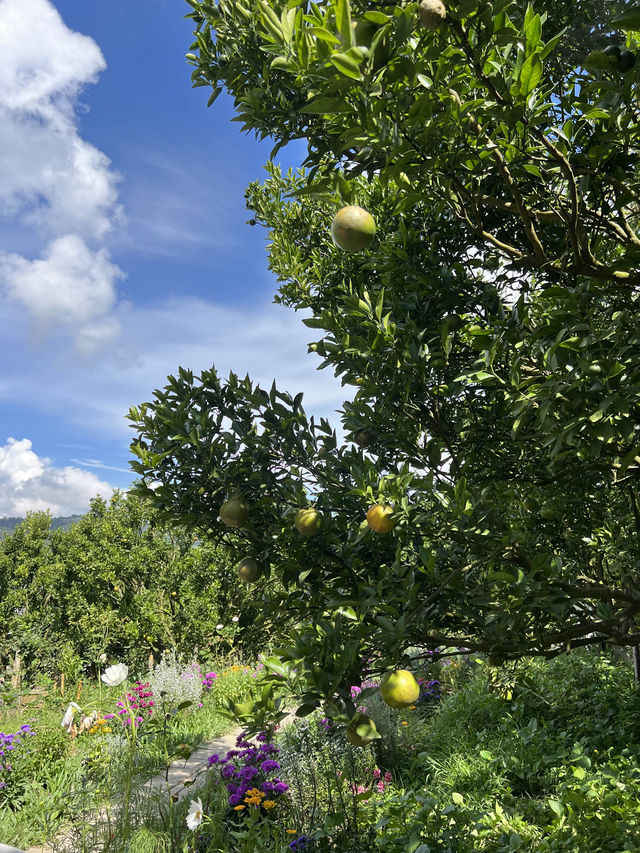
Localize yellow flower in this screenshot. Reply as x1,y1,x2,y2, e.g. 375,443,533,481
401,721,408,726
234,805,245,811
409,705,416,710
286,830,298,835
263,800,276,810
245,797,261,806
246,788,264,799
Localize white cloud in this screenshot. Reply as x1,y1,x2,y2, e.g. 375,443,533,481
0,437,114,516
0,0,124,349
0,296,348,440
0,234,125,350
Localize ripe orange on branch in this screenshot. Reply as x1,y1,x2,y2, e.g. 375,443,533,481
366,503,396,534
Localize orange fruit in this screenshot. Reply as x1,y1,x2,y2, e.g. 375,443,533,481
380,670,420,709
366,504,395,534
220,497,248,527
237,557,262,583
331,206,376,252
294,507,323,537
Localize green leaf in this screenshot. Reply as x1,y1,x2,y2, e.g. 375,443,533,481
611,5,640,30
329,52,363,79
334,0,354,47
310,26,341,44
519,52,542,96
270,56,298,72
299,96,352,113
524,13,542,53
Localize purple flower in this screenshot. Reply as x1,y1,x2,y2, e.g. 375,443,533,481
208,754,221,765
274,781,289,795
228,793,242,806
221,765,235,779
238,766,259,781
260,759,280,773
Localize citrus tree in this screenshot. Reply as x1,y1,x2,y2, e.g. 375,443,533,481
128,0,640,722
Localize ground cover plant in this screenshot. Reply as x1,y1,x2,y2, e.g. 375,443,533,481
109,651,639,852
0,653,267,850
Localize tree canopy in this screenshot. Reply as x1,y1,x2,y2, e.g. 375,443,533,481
129,0,640,722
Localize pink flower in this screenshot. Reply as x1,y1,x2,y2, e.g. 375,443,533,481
373,768,381,780
356,785,366,794
384,771,392,783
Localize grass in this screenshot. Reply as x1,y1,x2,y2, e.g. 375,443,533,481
0,659,265,850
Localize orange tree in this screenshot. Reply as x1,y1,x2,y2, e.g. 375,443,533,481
128,0,640,722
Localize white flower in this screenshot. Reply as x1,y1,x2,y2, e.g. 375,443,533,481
101,662,129,687
99,653,107,663
216,624,224,631
232,616,239,623
61,702,82,732
186,797,204,830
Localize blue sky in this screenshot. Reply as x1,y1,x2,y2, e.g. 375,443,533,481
0,0,343,516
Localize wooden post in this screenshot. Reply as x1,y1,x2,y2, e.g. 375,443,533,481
60,673,65,696
76,679,83,702
633,645,640,683
10,651,21,689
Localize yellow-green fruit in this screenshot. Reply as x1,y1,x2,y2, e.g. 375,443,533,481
380,670,420,709
345,714,378,747
295,507,323,537
220,497,249,527
418,0,447,29
331,206,376,252
237,557,262,583
366,504,396,534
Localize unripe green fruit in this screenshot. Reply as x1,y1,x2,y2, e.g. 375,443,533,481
237,557,262,583
418,0,447,30
295,507,323,537
220,497,249,527
445,313,462,330
331,206,376,252
619,49,636,72
540,503,555,520
345,713,378,747
380,670,420,708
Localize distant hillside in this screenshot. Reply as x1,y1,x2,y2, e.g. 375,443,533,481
0,515,82,536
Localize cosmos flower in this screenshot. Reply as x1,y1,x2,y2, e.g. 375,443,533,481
101,663,129,687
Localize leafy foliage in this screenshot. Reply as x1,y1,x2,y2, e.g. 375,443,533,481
130,0,640,723
0,493,270,680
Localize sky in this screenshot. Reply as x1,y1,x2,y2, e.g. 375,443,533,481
0,0,346,517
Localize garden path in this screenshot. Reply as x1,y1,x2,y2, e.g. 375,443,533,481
21,712,297,853
20,726,243,853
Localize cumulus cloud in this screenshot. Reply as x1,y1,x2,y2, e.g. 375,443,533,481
0,234,124,350
0,437,114,516
0,0,124,350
